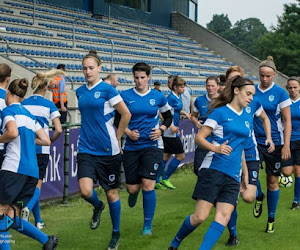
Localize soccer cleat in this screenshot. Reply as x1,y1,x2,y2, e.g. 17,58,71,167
21,207,30,221
290,202,300,210
90,202,105,230
155,183,167,190
168,246,178,250
128,191,139,208
265,222,275,233
161,179,176,189
253,193,264,218
43,235,58,250
142,227,153,235
226,234,239,246
36,222,46,230
107,231,120,250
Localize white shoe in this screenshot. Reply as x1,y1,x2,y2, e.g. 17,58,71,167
36,222,46,230
21,207,30,221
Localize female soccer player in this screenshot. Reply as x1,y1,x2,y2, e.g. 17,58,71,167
252,56,291,233
76,50,131,250
0,78,57,249
191,76,219,175
282,76,300,210
168,76,255,249
21,70,64,229
121,62,172,235
155,76,186,190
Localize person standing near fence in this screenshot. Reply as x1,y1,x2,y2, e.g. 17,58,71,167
76,50,131,250
21,69,64,230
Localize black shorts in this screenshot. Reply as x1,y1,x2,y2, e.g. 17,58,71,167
0,150,4,169
37,154,50,180
258,144,282,176
77,153,121,191
192,168,240,207
0,171,38,206
282,140,300,167
162,136,184,154
123,148,163,184
193,146,209,175
247,161,259,186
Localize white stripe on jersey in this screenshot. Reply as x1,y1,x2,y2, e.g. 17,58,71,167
276,117,284,144
1,135,21,173
15,115,41,132
199,142,218,170
2,115,14,130
50,110,60,120
104,95,122,116
105,117,120,155
23,105,50,119
279,99,292,110
254,106,263,117
159,103,171,113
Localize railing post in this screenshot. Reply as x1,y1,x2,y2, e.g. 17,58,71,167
111,42,114,71
62,123,70,204
198,56,201,76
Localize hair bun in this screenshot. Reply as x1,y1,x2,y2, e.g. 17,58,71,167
89,50,97,55
19,78,29,90
267,56,274,61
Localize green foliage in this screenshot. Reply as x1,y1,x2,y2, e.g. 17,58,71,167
206,14,232,35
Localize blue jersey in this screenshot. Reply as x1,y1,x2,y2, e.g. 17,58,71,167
164,91,182,138
0,88,6,150
121,88,170,150
22,94,60,154
253,83,291,145
200,104,251,182
1,103,41,178
76,80,122,156
244,97,263,162
193,94,211,122
290,97,300,141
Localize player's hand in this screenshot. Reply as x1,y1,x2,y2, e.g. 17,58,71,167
185,113,191,121
61,106,67,112
129,129,140,141
149,128,161,141
281,145,291,161
196,120,203,129
214,140,232,156
117,139,123,154
170,126,179,134
265,138,275,153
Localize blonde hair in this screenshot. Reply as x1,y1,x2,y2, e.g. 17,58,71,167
32,69,66,93
259,56,276,71
226,66,244,80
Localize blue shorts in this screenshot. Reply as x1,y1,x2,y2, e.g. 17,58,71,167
247,161,259,186
123,147,163,184
258,144,282,176
77,153,121,191
0,171,38,206
193,146,209,176
192,168,240,207
162,136,184,154
282,140,300,167
37,154,50,180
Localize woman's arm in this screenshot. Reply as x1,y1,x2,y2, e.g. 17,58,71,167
50,117,62,143
0,120,18,143
258,110,274,153
35,128,51,146
281,106,292,161
191,111,202,129
114,100,131,142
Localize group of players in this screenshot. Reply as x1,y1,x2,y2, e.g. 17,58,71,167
0,51,299,250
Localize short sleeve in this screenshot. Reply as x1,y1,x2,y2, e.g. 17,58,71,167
108,86,122,107
204,109,221,130
279,90,292,110
50,102,61,120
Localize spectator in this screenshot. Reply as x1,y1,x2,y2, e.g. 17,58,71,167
218,74,227,93
103,73,119,88
153,81,161,92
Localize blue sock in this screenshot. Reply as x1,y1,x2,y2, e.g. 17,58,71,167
156,160,167,183
84,189,102,208
199,221,225,250
142,190,156,229
109,199,121,232
32,200,42,224
256,179,262,199
26,187,40,211
0,218,10,250
267,189,280,219
12,216,48,245
162,158,181,180
227,208,237,236
294,177,300,203
170,215,197,248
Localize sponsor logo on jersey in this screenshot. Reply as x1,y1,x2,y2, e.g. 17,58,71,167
150,99,156,105
245,121,250,128
94,91,101,99
269,95,275,102
228,118,233,121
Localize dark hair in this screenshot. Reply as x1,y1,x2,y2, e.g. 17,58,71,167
172,76,186,90
153,81,161,86
218,74,226,86
0,63,12,82
132,62,151,76
8,78,29,98
209,76,254,112
83,50,101,66
287,76,300,85
206,76,218,85
57,64,66,71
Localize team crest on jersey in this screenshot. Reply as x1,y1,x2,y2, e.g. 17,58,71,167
153,163,159,170
109,174,115,182
268,95,275,102
246,107,251,113
245,121,250,128
94,91,101,98
253,171,258,179
150,99,156,106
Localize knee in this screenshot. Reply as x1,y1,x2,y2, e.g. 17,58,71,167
281,167,293,177
106,190,119,203
80,188,92,199
267,177,279,190
242,193,256,203
177,154,185,161
190,213,206,226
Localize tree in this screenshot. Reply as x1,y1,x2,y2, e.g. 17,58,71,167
206,14,232,35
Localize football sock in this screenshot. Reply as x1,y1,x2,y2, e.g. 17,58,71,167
267,189,280,219
26,187,40,211
156,160,167,183
12,217,48,245
170,216,197,248
227,208,237,236
32,200,42,224
84,189,102,208
162,158,181,180
199,221,225,250
294,177,300,203
109,198,121,232
256,179,263,200
142,190,156,229
0,218,10,250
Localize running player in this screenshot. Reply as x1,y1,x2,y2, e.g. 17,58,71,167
282,76,300,210
252,56,291,233
168,76,255,249
121,62,172,235
76,50,131,250
0,78,57,249
21,70,64,229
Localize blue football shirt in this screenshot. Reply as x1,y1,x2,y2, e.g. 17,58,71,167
290,97,300,141
0,87,6,150
193,94,211,122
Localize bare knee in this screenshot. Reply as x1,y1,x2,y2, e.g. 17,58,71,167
242,192,256,203
281,166,293,177
267,175,279,190
190,213,206,226
176,153,185,162
106,189,119,203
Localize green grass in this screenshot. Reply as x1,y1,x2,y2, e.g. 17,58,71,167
10,167,299,249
